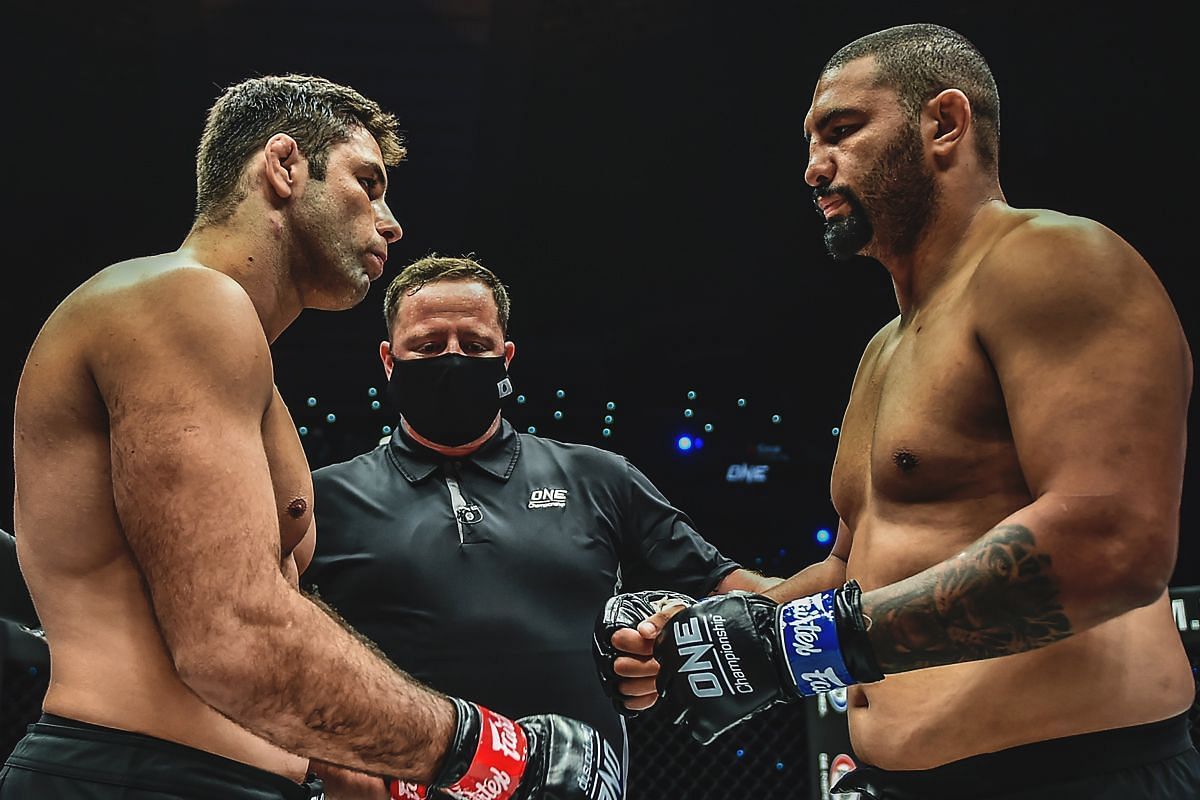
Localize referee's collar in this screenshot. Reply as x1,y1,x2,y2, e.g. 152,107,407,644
386,419,521,483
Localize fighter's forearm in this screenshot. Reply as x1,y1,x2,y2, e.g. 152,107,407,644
862,522,1073,673
713,567,785,595
309,759,389,800
760,555,847,604
179,582,454,782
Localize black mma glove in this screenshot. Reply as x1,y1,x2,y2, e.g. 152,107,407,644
653,582,883,745
388,697,622,800
593,590,696,717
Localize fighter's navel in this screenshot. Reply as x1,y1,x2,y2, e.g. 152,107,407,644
286,498,308,519
892,449,920,473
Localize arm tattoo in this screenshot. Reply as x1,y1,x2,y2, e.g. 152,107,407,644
863,524,1072,672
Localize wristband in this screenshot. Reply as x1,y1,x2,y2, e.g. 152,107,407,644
440,701,528,800
389,699,529,800
833,579,885,683
776,588,856,696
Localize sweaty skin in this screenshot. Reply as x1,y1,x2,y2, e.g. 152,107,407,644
821,205,1194,769
617,54,1193,771
13,125,454,791
15,254,314,780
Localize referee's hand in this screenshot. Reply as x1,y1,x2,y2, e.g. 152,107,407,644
609,601,691,713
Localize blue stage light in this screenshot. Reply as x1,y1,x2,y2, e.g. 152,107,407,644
816,528,832,544
677,436,693,451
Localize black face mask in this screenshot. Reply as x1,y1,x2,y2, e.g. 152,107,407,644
387,353,513,447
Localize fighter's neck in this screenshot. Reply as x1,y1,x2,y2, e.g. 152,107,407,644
883,194,1007,323
178,222,301,344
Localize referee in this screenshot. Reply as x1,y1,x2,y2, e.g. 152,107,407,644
301,254,780,797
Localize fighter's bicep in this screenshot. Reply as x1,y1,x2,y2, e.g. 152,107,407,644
976,222,1190,503
98,274,283,653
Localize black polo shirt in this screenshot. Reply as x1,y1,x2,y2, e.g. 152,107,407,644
301,419,739,754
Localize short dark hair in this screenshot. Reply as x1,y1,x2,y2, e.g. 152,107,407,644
194,74,406,225
825,24,1000,170
383,253,511,336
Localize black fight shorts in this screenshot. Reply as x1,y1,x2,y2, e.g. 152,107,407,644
0,714,326,799
830,711,1200,800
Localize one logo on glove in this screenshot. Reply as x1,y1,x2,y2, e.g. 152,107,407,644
671,613,756,699
673,617,724,699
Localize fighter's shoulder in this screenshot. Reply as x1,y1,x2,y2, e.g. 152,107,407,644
971,207,1151,300
56,254,257,337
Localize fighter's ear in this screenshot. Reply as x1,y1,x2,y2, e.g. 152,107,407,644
263,133,303,200
928,88,971,161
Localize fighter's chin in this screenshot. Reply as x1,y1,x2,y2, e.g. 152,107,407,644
312,277,372,311
823,217,872,261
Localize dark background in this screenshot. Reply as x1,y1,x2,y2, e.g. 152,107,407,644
4,0,1196,588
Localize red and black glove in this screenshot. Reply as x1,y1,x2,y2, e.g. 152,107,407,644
389,697,622,800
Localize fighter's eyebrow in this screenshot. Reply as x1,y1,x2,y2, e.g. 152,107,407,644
805,107,857,143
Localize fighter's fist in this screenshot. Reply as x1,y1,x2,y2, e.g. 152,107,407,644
592,590,695,716
389,699,621,800
653,583,883,745
517,714,623,800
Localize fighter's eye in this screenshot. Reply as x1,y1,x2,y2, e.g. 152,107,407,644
829,124,858,141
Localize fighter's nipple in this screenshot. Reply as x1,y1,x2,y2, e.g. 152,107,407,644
892,449,920,473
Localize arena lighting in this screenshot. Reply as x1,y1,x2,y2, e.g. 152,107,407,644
816,528,833,545
676,435,693,452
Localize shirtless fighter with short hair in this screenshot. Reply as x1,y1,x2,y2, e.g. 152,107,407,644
5,73,615,800
598,23,1199,800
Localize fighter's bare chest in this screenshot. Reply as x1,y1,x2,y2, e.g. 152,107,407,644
263,390,314,558
830,311,1012,527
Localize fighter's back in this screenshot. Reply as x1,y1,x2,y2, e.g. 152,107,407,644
13,254,309,780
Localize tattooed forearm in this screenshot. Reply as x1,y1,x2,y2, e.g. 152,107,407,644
863,524,1072,673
